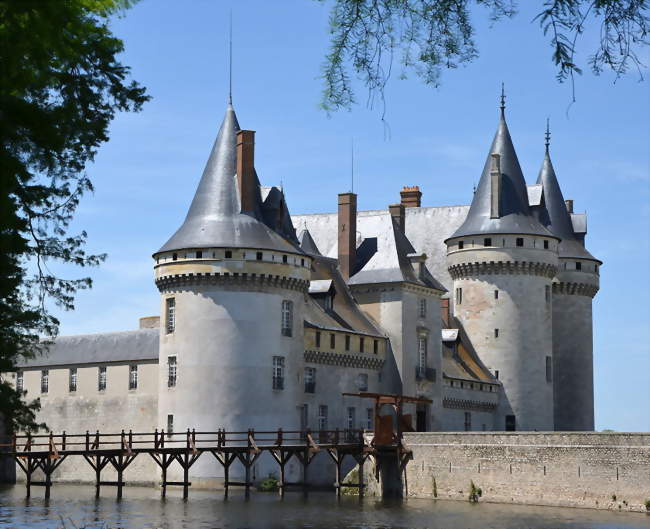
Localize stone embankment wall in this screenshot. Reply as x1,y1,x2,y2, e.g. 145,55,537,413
393,432,650,513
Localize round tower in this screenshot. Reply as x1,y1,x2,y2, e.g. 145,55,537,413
153,104,311,486
534,130,600,431
445,102,559,432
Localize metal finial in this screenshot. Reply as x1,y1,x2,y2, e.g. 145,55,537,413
500,83,506,116
228,11,233,104
545,118,551,152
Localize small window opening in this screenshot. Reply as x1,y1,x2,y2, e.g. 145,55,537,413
576,261,582,270
516,238,524,247
172,253,178,261
543,240,549,249
458,241,464,250
69,368,77,393
345,335,350,351
464,412,471,431
494,290,499,300
167,414,174,436
495,370,499,380
168,356,177,388
272,356,285,390
225,250,232,258
256,251,263,261
359,337,365,353
456,287,463,305
484,237,492,247
129,364,138,390
282,255,288,263
196,250,202,259
494,328,499,338
315,331,321,348
546,356,553,382
98,367,107,391
373,340,378,355
330,333,336,349
301,258,305,266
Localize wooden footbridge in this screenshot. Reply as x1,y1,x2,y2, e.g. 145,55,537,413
1,392,430,500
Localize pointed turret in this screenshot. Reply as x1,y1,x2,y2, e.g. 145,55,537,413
448,106,553,240
534,143,599,262
157,104,296,254
298,229,322,256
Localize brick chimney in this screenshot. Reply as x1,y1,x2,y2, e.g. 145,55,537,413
236,130,256,213
440,298,450,327
338,192,357,281
400,186,422,208
388,203,405,232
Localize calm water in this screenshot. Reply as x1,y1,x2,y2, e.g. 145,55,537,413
0,484,647,529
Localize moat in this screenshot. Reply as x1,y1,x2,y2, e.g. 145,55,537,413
0,484,647,529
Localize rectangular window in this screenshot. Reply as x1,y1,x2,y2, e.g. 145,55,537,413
69,368,77,393
419,298,427,318
495,369,499,380
366,408,374,430
41,369,49,394
357,373,368,392
168,356,177,387
494,328,499,338
456,287,463,305
330,333,336,349
272,356,285,390
516,237,524,247
345,335,350,351
318,405,328,430
545,285,551,303
373,340,378,355
282,254,288,263
98,366,107,391
576,261,582,270
225,250,232,258
346,407,356,440
543,240,549,249
505,414,516,431
281,300,293,337
300,404,309,432
418,335,427,369
546,356,553,383
167,414,174,436
458,241,464,250
494,290,499,300
315,331,321,348
129,365,138,390
359,337,365,353
304,367,316,393
196,250,202,258
165,298,176,334
484,237,492,247
256,251,263,261
464,412,472,431
16,372,23,393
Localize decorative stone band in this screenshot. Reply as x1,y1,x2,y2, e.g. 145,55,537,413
553,281,599,298
448,260,557,280
443,397,497,412
155,272,309,293
304,350,384,371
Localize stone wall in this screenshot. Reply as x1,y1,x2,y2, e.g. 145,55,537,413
395,432,650,513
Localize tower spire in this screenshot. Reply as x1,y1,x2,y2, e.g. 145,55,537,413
545,118,551,153
228,11,233,104
500,82,506,117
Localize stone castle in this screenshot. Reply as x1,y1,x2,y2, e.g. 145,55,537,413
10,96,601,485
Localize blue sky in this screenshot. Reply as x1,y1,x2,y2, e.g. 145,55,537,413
52,0,649,431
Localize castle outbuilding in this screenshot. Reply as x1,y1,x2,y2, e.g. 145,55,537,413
9,93,600,486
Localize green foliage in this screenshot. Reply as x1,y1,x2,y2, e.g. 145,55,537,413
258,473,279,492
645,498,650,511
469,480,482,502
0,0,148,432
341,467,360,495
317,0,649,114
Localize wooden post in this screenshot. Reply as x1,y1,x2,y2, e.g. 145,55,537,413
183,428,190,499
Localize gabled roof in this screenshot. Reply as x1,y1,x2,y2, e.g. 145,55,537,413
157,104,298,255
449,112,553,240
534,151,599,262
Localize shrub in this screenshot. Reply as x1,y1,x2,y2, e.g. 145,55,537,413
469,480,482,503
258,473,279,492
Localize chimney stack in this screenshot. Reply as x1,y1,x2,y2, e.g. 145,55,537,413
565,199,574,214
388,203,405,232
236,130,256,212
400,186,422,208
338,192,357,281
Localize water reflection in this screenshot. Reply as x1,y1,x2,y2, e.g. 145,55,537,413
0,484,647,529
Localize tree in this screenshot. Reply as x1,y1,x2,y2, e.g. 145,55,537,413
318,0,649,114
0,0,149,432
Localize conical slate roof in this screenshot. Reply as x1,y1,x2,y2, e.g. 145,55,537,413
157,104,298,254
534,150,599,261
298,229,322,256
449,113,554,240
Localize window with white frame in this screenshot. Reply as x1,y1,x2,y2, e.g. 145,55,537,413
273,356,285,390
98,366,107,391
366,408,373,430
418,334,428,369
69,368,77,392
41,370,49,394
304,367,316,393
419,298,427,318
165,297,176,334
318,405,328,430
281,300,293,337
16,371,24,393
168,356,177,387
129,364,138,390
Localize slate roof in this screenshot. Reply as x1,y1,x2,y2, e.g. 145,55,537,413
533,151,600,262
18,329,159,368
449,112,554,240
157,104,298,255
